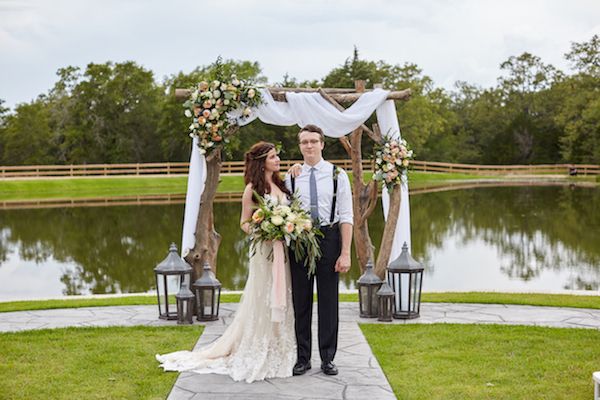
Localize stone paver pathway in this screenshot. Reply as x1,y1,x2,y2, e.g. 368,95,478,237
2,302,600,399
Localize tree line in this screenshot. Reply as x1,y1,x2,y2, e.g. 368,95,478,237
0,35,598,166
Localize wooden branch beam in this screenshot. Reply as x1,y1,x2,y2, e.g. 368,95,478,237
174,87,411,102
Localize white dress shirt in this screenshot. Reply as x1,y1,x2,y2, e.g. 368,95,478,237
285,159,353,226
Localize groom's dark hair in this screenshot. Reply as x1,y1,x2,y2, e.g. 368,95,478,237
298,124,324,141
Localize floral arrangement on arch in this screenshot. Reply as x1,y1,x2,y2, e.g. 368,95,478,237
248,192,323,276
373,136,414,191
184,75,262,155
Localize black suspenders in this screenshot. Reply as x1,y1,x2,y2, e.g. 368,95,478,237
290,164,339,225
330,164,338,224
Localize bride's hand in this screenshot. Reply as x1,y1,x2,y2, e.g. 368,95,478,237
287,163,302,178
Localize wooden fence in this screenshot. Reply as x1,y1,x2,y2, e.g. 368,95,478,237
1,160,599,178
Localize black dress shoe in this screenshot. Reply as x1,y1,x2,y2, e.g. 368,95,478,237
293,361,311,376
321,361,338,375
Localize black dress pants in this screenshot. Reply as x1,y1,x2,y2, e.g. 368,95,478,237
290,224,340,364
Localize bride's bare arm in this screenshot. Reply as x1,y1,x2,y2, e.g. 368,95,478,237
240,184,254,234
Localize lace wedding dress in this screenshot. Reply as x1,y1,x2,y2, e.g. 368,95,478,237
156,240,296,383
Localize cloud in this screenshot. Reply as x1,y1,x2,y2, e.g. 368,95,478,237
0,0,599,109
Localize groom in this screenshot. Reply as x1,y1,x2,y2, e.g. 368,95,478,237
286,124,353,376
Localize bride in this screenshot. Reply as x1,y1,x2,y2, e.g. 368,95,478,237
156,141,296,383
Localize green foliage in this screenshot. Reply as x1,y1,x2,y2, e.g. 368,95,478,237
2,100,56,165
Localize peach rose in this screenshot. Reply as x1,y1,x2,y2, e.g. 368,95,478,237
252,209,264,223
285,222,295,234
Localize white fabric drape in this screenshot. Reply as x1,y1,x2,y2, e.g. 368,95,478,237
181,88,411,261
236,88,390,137
376,100,412,259
181,137,206,257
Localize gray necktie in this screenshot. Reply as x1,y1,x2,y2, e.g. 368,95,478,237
309,167,319,222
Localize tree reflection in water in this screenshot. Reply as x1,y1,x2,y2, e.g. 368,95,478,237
0,185,598,298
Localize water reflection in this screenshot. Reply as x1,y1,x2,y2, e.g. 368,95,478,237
0,185,598,300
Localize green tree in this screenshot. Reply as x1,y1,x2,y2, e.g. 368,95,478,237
0,99,9,164
495,52,564,163
2,99,56,165
321,49,455,160
556,35,600,163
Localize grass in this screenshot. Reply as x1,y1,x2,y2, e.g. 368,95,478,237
0,325,203,400
0,172,495,201
0,293,241,313
1,292,599,313
421,291,600,309
362,323,600,399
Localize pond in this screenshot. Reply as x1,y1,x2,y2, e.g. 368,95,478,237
0,183,599,300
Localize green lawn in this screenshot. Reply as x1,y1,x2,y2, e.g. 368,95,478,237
2,323,598,399
0,325,203,400
0,172,495,201
1,292,599,313
362,323,600,399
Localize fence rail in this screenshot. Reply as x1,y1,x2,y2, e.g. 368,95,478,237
1,160,598,178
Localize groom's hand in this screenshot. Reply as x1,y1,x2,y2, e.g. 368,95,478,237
334,253,351,273
288,163,302,177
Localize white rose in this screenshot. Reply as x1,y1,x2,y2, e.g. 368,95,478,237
220,83,227,91
280,205,291,214
184,109,192,118
248,88,256,98
402,159,409,167
243,107,252,117
271,215,284,226
223,99,230,106
213,90,221,98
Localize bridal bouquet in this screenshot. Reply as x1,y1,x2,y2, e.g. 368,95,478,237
184,74,262,155
247,192,323,276
373,136,414,190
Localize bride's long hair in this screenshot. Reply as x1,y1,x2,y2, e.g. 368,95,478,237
244,141,290,203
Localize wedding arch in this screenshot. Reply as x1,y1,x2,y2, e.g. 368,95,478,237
175,81,412,279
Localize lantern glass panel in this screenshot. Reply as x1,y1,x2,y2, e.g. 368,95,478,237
411,273,419,310
156,274,180,319
378,296,393,322
177,297,194,325
202,289,214,316
370,287,379,315
359,286,369,314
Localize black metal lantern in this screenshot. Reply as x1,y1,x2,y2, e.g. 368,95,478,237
377,281,394,322
192,261,222,321
154,243,192,320
357,260,383,318
176,285,195,325
387,242,424,319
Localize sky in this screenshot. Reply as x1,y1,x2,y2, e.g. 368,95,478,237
1,0,599,110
